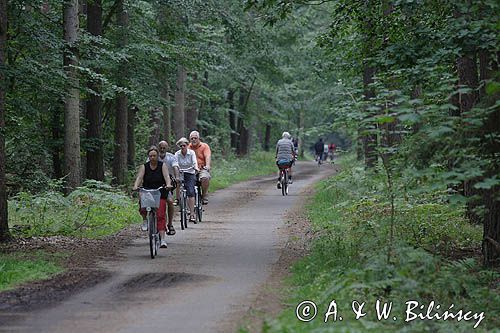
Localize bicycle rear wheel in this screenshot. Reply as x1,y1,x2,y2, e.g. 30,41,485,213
281,170,287,196
148,211,157,259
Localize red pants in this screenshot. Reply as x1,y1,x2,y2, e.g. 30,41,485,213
139,198,167,231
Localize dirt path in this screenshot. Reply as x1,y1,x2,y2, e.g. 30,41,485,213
0,161,335,333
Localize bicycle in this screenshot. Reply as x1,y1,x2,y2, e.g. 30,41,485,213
276,160,291,196
139,187,162,259
194,176,203,223
178,171,189,230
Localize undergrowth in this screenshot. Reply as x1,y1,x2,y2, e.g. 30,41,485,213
264,155,499,333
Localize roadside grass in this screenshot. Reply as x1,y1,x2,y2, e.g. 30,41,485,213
2,151,277,291
0,251,64,291
209,151,277,192
264,155,499,333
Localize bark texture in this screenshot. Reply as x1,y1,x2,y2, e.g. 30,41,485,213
63,0,82,191
173,65,186,140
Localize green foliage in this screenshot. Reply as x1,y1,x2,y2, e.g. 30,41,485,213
8,180,138,238
265,156,499,332
0,252,63,291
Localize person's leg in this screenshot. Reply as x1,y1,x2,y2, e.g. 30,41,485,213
166,193,176,235
157,199,167,246
188,197,195,217
201,178,209,201
185,173,196,219
139,200,147,231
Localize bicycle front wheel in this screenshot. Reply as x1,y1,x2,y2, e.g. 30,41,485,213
181,192,188,229
148,211,157,259
196,187,203,222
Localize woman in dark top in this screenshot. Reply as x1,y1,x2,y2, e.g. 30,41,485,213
133,146,173,248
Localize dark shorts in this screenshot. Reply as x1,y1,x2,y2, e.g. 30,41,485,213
183,172,196,197
276,159,294,168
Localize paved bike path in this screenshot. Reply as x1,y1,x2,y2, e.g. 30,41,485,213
3,161,335,332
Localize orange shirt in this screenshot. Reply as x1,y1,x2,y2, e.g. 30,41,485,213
188,142,211,168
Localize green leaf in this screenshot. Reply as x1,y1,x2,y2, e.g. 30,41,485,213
485,81,500,96
474,176,500,190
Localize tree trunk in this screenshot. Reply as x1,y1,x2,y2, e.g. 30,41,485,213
0,0,10,241
127,106,136,168
51,110,63,179
148,107,162,146
173,65,186,139
227,89,237,149
457,54,480,223
63,0,81,192
264,124,271,151
162,82,171,142
362,65,377,169
478,50,490,97
112,0,128,185
482,104,500,266
85,0,104,181
185,73,198,132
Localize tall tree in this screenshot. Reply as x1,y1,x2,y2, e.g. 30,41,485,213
227,89,237,149
112,0,128,185
86,0,104,181
0,0,10,241
185,73,198,132
63,0,82,191
127,105,136,168
161,82,171,142
173,65,186,139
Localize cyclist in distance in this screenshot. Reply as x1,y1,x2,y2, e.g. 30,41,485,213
175,137,199,223
133,146,173,248
314,138,324,162
188,131,212,205
158,140,180,236
275,131,296,189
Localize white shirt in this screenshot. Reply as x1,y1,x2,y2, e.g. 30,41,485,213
175,149,198,174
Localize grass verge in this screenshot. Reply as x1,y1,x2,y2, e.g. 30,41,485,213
263,155,499,333
210,151,277,191
0,251,64,291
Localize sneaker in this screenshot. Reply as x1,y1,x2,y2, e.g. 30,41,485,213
141,220,148,231
202,198,208,205
277,181,281,189
160,239,168,248
288,178,293,184
173,199,179,206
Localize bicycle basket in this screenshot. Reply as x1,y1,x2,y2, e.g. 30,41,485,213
140,189,161,208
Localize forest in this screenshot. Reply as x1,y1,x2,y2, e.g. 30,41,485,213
0,0,499,330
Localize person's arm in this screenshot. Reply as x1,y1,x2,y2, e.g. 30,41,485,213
161,163,172,188
133,165,145,190
172,155,181,180
192,151,200,172
275,142,279,159
204,145,211,171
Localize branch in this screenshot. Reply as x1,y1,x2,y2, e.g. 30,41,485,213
485,237,500,253
102,0,120,32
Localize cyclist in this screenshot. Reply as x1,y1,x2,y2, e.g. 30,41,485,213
275,131,296,189
328,142,336,161
175,137,199,223
133,146,173,248
188,130,211,205
158,140,180,236
314,138,324,162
